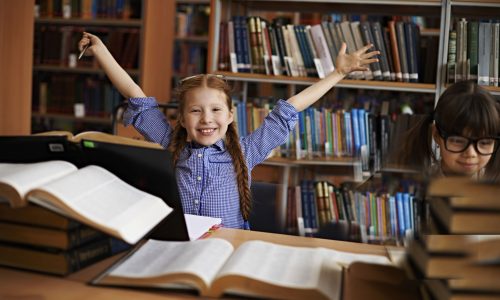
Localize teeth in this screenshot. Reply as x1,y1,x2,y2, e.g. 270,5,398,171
200,129,214,133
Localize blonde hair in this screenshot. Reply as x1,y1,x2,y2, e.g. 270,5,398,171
169,75,252,220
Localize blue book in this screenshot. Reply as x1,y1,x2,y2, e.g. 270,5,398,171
358,109,367,148
403,192,411,233
396,192,405,237
389,195,397,238
300,180,311,233
307,180,318,232
351,108,361,153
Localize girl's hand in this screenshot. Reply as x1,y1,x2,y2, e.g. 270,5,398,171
335,43,379,76
78,32,104,57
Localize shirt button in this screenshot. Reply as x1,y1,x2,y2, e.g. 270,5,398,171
197,153,202,158
197,176,202,181
194,199,199,204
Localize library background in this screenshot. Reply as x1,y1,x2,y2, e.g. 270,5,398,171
1,0,500,299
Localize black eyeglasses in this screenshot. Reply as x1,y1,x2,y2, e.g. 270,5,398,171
436,126,500,155
179,74,225,84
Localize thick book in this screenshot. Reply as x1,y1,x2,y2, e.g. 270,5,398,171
0,221,104,250
407,238,469,279
0,161,172,244
0,203,79,230
428,197,500,234
0,237,130,276
427,177,500,210
94,238,391,299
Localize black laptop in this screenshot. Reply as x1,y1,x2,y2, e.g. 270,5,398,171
0,135,189,241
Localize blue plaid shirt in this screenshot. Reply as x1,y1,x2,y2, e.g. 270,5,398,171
124,98,298,229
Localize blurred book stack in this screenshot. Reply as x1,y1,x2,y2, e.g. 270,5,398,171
405,177,500,300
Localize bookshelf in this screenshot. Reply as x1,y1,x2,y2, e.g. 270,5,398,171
441,0,500,96
173,0,210,86
207,0,447,232
30,0,176,134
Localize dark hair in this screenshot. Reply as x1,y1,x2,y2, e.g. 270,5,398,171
168,75,252,221
396,80,500,180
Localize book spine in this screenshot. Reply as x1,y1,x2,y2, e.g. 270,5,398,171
371,22,391,81
396,21,410,82
359,22,382,80
478,22,491,86
467,21,479,80
388,20,403,81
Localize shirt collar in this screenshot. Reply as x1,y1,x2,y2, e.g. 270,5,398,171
188,139,225,151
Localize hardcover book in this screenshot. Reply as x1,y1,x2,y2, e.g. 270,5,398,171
94,238,391,299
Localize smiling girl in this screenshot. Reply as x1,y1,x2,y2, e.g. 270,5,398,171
79,32,379,228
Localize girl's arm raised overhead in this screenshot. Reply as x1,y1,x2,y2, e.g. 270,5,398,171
78,32,146,98
287,43,379,112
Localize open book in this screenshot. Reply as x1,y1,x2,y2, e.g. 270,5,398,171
34,130,163,149
94,238,392,299
0,160,172,244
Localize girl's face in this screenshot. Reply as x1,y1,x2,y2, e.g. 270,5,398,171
180,86,233,146
433,126,493,177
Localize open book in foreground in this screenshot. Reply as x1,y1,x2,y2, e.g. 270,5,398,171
94,238,392,299
0,160,172,244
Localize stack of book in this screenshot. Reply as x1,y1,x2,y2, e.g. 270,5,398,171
407,235,500,300
406,177,500,299
426,177,500,234
0,204,130,276
0,158,177,276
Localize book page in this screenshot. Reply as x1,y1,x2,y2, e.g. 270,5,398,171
27,165,171,244
317,247,392,267
0,161,77,206
107,238,234,289
214,240,342,299
184,214,222,241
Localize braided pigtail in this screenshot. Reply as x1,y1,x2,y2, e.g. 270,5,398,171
225,123,252,221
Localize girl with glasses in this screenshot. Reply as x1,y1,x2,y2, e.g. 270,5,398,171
397,80,500,181
78,32,378,229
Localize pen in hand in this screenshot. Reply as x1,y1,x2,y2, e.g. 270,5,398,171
78,44,89,60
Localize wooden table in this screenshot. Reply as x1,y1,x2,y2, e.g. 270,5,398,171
0,228,391,299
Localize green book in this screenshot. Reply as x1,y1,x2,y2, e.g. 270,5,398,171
467,21,479,80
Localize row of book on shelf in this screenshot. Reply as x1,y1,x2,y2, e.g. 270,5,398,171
173,43,208,78
218,15,437,83
35,0,142,20
34,25,140,69
175,2,209,38
447,18,500,87
233,98,424,173
284,179,422,246
33,74,123,117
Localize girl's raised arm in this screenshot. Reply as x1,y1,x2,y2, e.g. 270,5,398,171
78,32,146,98
287,43,379,112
